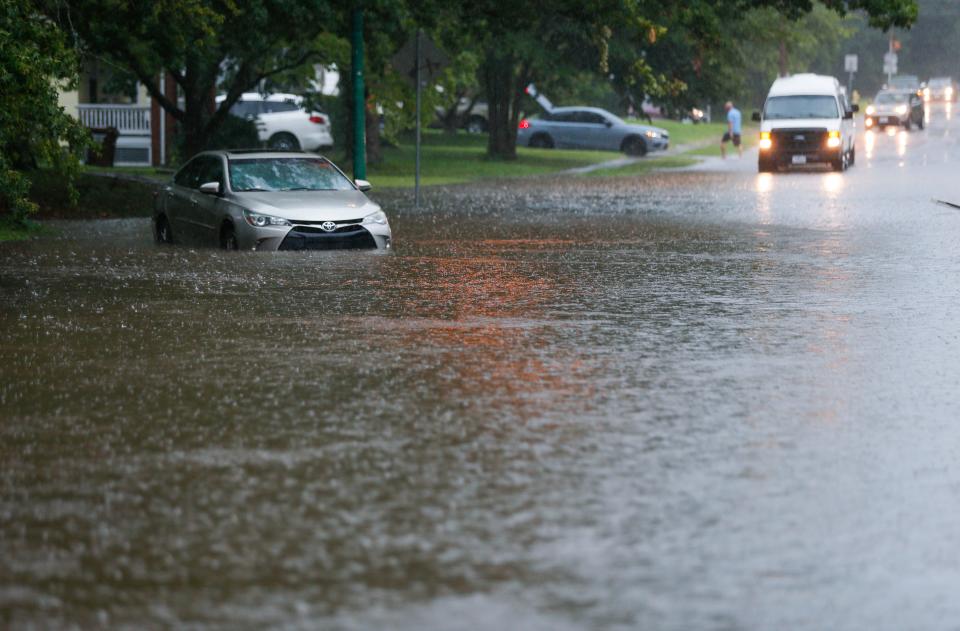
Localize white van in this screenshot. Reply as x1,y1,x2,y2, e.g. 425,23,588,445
753,74,857,172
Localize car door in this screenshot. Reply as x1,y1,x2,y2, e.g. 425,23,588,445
575,111,615,150
193,156,227,245
544,111,579,148
168,158,202,243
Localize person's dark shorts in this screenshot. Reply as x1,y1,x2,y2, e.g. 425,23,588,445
722,132,742,146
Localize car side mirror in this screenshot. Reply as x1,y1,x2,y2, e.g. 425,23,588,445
851,104,860,113
355,179,372,192
199,181,221,195
751,111,761,122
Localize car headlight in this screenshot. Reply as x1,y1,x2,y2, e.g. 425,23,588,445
243,209,290,227
362,210,388,225
947,87,954,96
865,105,875,115
644,130,659,138
896,105,908,115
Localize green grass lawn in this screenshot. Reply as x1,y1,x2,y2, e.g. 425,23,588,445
687,123,760,156
630,119,730,147
366,130,618,188
0,217,52,242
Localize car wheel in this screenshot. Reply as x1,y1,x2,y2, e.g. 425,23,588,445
622,136,648,157
465,116,487,134
529,133,554,149
154,214,174,245
220,223,239,250
268,132,301,151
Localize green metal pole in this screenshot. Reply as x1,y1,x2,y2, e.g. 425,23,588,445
351,7,366,180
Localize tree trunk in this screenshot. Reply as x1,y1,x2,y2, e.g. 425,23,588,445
482,51,520,160
365,100,382,165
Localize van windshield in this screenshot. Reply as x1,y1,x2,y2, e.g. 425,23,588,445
764,95,839,120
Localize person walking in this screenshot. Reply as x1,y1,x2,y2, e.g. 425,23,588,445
720,101,742,159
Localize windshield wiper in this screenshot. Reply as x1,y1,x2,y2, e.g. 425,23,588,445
281,187,318,191
238,187,270,192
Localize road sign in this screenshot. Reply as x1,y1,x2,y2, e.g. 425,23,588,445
845,54,858,73
883,52,898,75
391,34,450,89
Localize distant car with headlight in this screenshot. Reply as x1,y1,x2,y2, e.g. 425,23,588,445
752,73,857,172
864,90,924,131
924,77,956,102
154,150,390,251
516,106,668,156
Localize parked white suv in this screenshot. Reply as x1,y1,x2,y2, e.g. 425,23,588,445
217,92,334,152
753,74,857,173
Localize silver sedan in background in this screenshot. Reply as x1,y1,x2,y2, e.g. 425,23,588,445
153,150,390,251
517,106,669,156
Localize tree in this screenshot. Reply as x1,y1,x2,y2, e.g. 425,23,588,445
1,0,89,225
46,0,348,159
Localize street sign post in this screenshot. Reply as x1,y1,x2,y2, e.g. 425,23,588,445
844,54,858,95
391,32,450,207
883,52,898,82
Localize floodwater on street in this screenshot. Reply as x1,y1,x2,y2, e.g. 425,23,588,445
3,104,960,630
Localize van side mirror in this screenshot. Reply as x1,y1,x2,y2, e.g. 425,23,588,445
199,181,221,195
851,104,859,113
751,111,761,122
843,110,854,120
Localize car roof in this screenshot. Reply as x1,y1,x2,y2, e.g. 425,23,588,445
768,73,839,97
192,149,324,160
214,92,302,103
548,106,617,116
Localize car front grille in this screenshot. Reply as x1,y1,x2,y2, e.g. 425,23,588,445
771,128,827,153
278,225,377,250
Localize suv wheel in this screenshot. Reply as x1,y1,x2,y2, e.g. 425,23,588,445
268,132,300,151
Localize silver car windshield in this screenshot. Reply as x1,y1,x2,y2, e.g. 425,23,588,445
764,95,839,120
229,158,355,192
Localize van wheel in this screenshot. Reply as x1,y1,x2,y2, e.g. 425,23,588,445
268,132,300,151
849,146,856,166
903,118,911,131
758,157,775,173
831,155,846,172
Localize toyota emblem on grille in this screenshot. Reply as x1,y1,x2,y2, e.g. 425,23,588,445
320,221,337,232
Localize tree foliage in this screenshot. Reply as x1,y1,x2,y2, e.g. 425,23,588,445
0,0,88,224
46,0,349,157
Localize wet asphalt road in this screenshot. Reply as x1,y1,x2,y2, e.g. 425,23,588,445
3,104,960,630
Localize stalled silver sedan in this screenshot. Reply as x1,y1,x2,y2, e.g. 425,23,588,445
517,106,669,156
153,150,390,251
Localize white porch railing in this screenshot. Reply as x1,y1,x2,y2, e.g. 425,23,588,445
77,104,151,135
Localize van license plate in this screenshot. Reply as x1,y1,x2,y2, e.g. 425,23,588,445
879,117,889,124
791,155,807,165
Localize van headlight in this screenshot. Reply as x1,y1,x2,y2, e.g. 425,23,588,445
362,210,388,225
826,130,842,148
896,105,908,115
243,209,291,227
759,131,772,150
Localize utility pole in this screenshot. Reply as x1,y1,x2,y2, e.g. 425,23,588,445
351,7,366,180
414,29,422,208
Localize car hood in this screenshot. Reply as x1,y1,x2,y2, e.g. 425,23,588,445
232,190,379,221
762,118,839,132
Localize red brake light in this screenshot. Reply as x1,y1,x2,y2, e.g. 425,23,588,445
518,119,530,129
309,115,326,124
